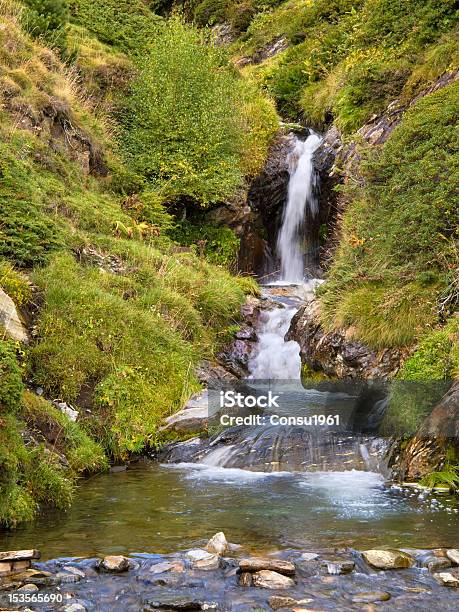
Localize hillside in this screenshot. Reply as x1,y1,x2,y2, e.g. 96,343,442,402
0,0,276,526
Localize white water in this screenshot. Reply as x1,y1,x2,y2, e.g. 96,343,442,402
248,304,301,379
277,132,322,283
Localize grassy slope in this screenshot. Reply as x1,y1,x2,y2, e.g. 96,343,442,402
0,0,273,526
227,0,458,372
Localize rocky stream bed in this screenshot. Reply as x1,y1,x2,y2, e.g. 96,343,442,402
1,534,459,611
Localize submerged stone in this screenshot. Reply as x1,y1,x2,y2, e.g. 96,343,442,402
361,549,414,569
351,591,391,603
143,595,218,610
268,595,300,610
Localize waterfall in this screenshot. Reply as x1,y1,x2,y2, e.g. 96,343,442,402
277,133,322,283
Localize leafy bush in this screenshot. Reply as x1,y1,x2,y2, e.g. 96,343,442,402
121,17,244,208
171,222,240,269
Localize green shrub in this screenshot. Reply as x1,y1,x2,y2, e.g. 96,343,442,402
22,0,69,52
121,17,244,208
171,222,240,269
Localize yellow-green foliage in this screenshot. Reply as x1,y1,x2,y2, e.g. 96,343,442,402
29,250,245,457
0,343,76,527
319,82,459,348
66,24,134,110
233,0,458,129
0,261,31,306
121,17,279,208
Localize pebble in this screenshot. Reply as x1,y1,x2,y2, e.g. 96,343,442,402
351,591,391,603
17,584,39,593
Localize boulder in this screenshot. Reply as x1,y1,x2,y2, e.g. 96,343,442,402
99,555,131,572
252,569,295,589
286,300,406,379
162,390,209,433
0,289,29,343
361,549,414,570
238,572,252,587
0,550,40,562
205,532,228,556
185,549,219,570
239,558,296,576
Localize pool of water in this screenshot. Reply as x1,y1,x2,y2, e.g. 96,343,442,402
2,460,458,560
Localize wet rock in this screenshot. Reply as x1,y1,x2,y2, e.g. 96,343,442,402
196,361,237,386
0,289,29,343
217,338,253,378
321,558,355,574
268,596,299,610
55,571,82,583
99,555,131,572
143,595,218,610
17,584,39,593
421,556,452,572
63,566,86,578
238,572,252,587
433,569,459,587
185,549,219,570
286,300,406,379
252,569,295,589
157,437,204,463
162,390,209,433
239,558,296,576
150,561,185,574
446,549,459,565
205,532,228,556
300,552,319,562
362,549,414,569
63,605,87,612
351,591,391,603
390,381,459,481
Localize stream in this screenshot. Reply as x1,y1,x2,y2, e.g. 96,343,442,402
1,131,458,609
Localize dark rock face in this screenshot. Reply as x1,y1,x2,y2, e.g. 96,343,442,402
390,381,459,481
240,133,294,276
286,300,406,379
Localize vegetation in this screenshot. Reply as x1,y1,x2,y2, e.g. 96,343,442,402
232,0,458,129
318,82,459,348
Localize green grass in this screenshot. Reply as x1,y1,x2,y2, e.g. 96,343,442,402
233,0,458,127
319,81,459,348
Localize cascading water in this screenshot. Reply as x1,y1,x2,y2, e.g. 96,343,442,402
277,132,322,283
163,130,389,474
